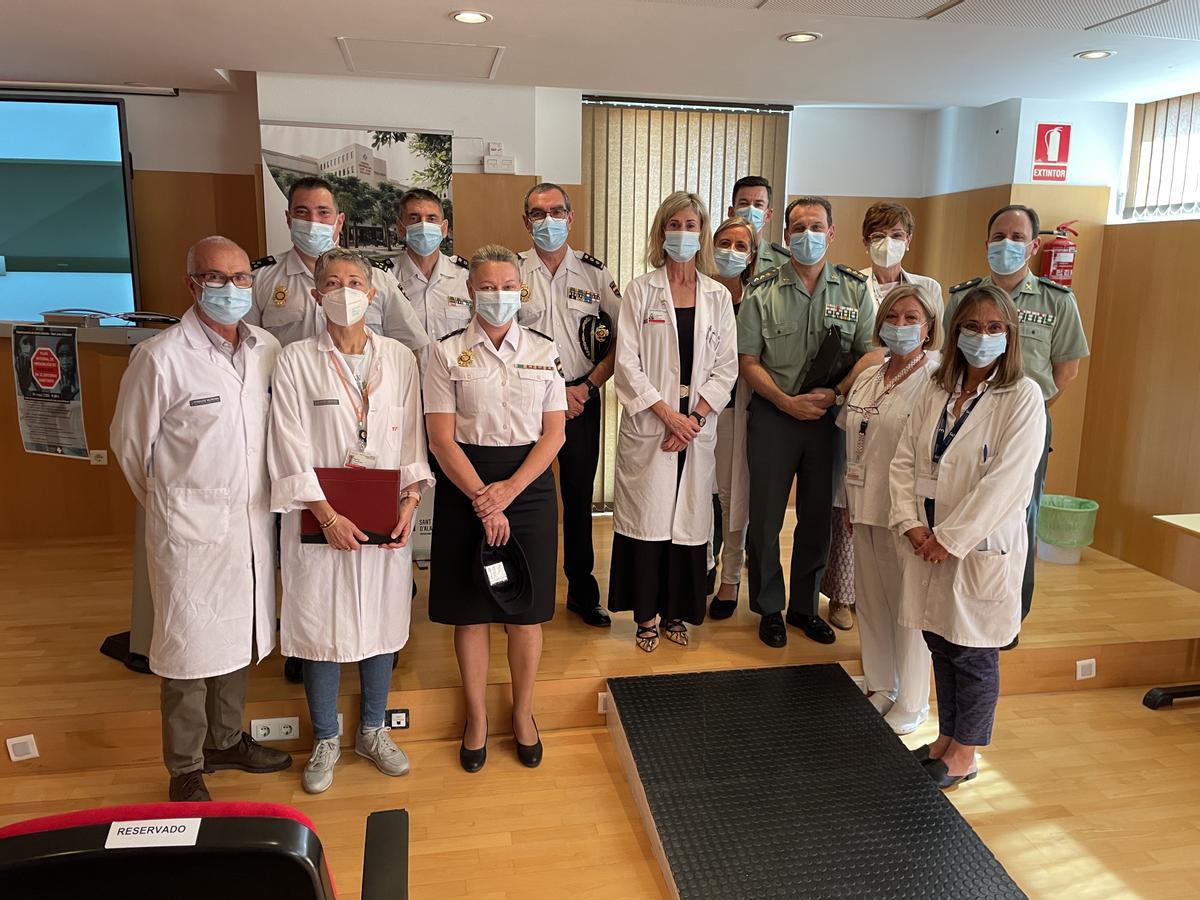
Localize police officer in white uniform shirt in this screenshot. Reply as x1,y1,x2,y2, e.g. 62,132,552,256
110,236,291,802
516,182,621,627
393,187,473,342
247,177,429,355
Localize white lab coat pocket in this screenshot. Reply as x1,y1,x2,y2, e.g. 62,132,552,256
167,487,230,546
957,548,1008,602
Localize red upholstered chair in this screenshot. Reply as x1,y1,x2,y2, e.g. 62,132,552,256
0,801,408,900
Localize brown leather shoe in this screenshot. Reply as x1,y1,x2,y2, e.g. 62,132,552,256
204,731,293,774
829,602,854,631
169,770,211,802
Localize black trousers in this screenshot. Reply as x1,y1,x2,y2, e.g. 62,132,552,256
1020,411,1052,621
924,631,1000,747
745,394,836,618
557,390,602,607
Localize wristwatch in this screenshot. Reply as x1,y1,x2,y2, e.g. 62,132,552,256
689,410,707,427
584,378,599,400
834,391,847,407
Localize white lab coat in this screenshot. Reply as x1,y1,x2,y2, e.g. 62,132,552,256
612,267,739,545
268,330,434,662
888,375,1046,647
860,267,945,318
109,308,280,680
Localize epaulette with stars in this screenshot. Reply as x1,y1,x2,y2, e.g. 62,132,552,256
438,327,467,342
949,277,982,294
836,264,868,283
526,328,554,343
250,255,275,271
580,252,605,269
770,242,790,257
1038,276,1070,293
369,257,394,272
452,255,470,270
747,266,780,288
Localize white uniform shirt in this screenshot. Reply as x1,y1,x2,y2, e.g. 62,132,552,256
247,248,430,354
109,308,280,680
267,330,434,662
860,267,945,318
424,318,567,446
839,353,940,529
516,247,621,383
395,251,472,342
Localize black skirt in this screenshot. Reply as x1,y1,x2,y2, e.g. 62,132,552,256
608,533,708,625
428,443,558,626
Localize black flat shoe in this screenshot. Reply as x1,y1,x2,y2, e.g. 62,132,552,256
785,611,836,645
566,597,611,628
705,567,717,596
460,721,488,774
924,758,978,789
708,588,738,620
759,612,787,648
513,716,543,768
283,656,304,684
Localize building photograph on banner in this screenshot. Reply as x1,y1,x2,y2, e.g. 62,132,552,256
259,121,453,261
11,324,88,458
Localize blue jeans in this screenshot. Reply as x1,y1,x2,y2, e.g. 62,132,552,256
303,653,394,741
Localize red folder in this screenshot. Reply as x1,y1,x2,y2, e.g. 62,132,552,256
299,467,401,545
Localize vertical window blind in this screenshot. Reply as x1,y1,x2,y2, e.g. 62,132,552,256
1125,91,1200,219
581,100,790,507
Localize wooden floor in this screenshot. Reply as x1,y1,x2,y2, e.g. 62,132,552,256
2,686,1199,899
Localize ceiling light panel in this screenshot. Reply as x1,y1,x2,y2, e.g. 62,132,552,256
337,37,505,79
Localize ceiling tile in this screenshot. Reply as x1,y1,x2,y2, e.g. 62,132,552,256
337,38,504,80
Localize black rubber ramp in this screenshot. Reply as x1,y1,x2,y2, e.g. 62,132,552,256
607,664,1025,900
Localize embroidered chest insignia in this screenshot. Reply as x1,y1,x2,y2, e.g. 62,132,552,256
457,349,474,367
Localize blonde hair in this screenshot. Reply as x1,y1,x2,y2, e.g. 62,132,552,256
468,244,521,282
934,284,1024,392
712,216,760,284
875,283,941,351
646,191,715,274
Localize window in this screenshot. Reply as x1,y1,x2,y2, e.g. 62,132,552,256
1124,91,1200,219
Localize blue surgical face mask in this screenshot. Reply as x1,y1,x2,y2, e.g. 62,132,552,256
788,229,827,266
290,218,335,257
879,322,923,356
405,221,444,257
714,248,750,277
987,239,1030,276
531,216,569,252
198,283,252,325
958,329,1008,368
663,230,701,263
734,205,765,232
474,290,521,326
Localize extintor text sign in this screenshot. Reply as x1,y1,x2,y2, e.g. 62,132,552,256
1033,123,1071,182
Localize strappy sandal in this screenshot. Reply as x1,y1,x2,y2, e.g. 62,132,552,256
663,619,689,647
635,623,659,653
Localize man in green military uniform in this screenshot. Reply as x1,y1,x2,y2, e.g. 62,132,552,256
737,196,876,648
725,175,790,274
946,204,1089,637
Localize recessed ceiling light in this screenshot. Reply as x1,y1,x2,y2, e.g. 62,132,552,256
1074,49,1115,60
781,32,822,44
451,10,492,24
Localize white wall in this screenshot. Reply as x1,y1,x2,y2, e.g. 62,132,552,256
1011,98,1129,188
534,87,583,184
921,99,1022,196
787,107,928,198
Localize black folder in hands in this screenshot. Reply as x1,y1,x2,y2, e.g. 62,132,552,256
797,327,853,394
299,468,401,545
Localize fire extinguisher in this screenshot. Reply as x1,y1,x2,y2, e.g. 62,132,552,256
1039,220,1078,287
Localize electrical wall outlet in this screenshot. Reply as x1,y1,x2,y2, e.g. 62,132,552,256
386,708,409,730
249,716,300,742
6,734,39,762
89,450,108,466
1076,658,1096,680
597,692,609,715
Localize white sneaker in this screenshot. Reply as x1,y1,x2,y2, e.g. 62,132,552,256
885,706,930,736
302,738,340,794
355,727,410,777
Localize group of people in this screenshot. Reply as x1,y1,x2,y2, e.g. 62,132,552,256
109,172,1087,802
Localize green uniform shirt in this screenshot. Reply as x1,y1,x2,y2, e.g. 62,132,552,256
737,261,876,396
946,271,1089,401
755,239,791,275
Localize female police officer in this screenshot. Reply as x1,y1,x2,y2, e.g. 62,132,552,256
424,244,567,772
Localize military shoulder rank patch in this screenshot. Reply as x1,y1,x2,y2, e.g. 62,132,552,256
1019,309,1057,327
438,327,467,343
748,266,780,288
1038,276,1071,293
825,304,860,323
609,280,621,298
251,255,276,271
949,276,983,294
370,257,394,272
527,328,554,343
580,252,605,269
452,255,470,269
836,264,868,283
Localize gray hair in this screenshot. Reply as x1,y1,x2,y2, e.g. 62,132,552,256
523,182,572,215
468,244,521,280
186,235,244,273
314,247,372,284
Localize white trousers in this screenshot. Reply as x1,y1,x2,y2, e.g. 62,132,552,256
711,410,745,585
853,523,931,730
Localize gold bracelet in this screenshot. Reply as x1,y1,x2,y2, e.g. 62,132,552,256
400,490,421,503
319,512,339,529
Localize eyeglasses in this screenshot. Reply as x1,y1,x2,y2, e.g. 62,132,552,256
961,322,1007,336
527,207,569,221
191,272,254,289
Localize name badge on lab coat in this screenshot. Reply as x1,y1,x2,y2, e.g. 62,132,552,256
344,448,379,469
917,475,938,499
845,463,865,487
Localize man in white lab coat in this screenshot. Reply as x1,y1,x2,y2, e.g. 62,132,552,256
111,236,291,802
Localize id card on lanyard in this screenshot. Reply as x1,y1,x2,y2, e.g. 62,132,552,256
922,389,984,498
328,336,382,467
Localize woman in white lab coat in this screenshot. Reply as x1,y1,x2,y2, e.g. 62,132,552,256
706,216,757,620
839,284,941,736
268,248,433,795
889,283,1045,789
608,192,739,651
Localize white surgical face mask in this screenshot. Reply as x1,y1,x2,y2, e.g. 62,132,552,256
291,218,336,257
987,239,1030,276
869,236,907,269
474,290,522,326
714,248,750,277
663,230,701,263
320,287,370,326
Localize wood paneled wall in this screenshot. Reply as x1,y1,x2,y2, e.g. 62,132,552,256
803,195,929,274
450,174,592,261
1078,219,1200,592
